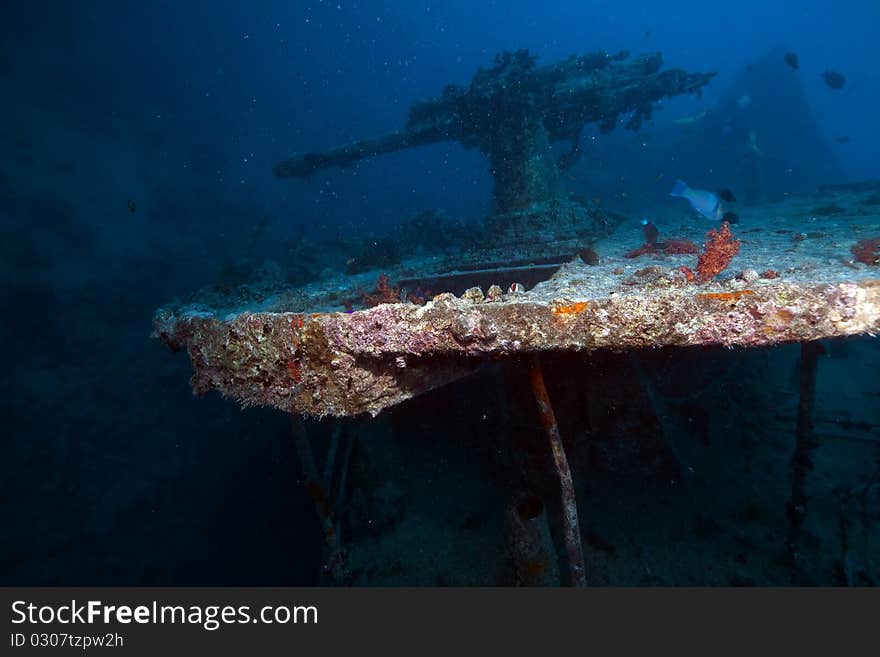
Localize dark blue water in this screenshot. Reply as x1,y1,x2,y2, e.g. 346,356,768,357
1,1,878,585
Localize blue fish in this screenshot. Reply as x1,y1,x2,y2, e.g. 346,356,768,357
670,179,724,221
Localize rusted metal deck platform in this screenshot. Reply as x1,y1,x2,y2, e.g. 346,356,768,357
153,268,879,419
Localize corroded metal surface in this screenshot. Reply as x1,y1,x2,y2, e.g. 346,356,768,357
153,261,880,417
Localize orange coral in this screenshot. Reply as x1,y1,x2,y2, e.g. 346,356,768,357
696,221,740,282
553,301,589,316
361,273,400,307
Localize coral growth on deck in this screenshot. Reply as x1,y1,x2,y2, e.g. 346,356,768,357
361,274,401,307
696,221,740,282
624,239,700,259
851,238,880,266
624,221,699,259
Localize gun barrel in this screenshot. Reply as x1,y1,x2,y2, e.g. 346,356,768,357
274,50,715,180
274,119,456,179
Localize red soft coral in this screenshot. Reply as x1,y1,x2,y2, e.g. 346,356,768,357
624,244,657,259
696,221,740,283
662,239,700,255
851,238,880,266
361,273,400,307
624,238,699,259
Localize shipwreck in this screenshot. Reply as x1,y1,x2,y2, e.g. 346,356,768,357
153,48,880,585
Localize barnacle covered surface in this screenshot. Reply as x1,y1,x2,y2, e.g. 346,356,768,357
154,265,880,417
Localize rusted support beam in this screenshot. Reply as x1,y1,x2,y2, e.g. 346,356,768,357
290,416,348,582
529,362,587,587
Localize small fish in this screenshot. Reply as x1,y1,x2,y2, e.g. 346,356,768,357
674,110,708,126
835,136,850,143
822,70,846,90
641,219,659,245
736,94,752,110
784,52,799,70
127,199,137,213
669,180,724,221
748,129,764,155
716,188,737,203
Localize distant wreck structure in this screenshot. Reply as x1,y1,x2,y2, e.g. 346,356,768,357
276,49,714,244
669,46,848,204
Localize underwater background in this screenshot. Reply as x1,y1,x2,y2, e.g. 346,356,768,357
1,1,879,585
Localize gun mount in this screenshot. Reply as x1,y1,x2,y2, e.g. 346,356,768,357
276,49,714,236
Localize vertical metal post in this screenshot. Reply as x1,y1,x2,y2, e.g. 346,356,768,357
529,362,587,587
786,341,822,562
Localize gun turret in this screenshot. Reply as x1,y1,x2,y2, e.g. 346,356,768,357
276,49,714,215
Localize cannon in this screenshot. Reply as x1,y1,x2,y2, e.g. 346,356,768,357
275,49,714,226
